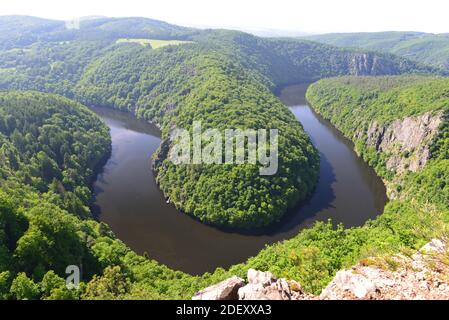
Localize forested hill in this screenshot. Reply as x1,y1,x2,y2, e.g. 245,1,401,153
71,32,437,228
0,16,440,228
303,32,449,70
0,36,429,101
0,91,200,300
0,20,439,102
0,91,110,217
75,40,321,228
215,34,440,86
0,15,196,50
235,75,449,296
0,15,448,300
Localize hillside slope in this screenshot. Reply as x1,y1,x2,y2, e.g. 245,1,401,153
75,41,320,228
72,32,437,227
304,32,449,70
0,17,437,228
0,16,448,300
193,76,449,299
0,15,196,50
193,238,449,300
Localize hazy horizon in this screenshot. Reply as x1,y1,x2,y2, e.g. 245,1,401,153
1,0,448,34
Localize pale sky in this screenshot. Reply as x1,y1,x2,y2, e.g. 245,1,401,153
1,0,448,34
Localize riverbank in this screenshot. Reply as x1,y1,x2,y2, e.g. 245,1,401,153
90,84,387,275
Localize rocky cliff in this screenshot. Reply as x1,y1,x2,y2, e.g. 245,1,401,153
349,54,381,76
193,269,315,300
193,239,449,300
320,239,449,300
362,111,443,173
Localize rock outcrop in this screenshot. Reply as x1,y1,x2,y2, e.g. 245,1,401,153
238,269,313,300
347,53,409,76
349,54,381,76
320,239,449,300
193,269,314,300
193,239,449,300
192,276,245,300
364,111,443,173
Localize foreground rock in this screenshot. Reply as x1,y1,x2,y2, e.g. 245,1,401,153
364,111,443,173
193,239,449,300
193,269,314,300
320,238,449,300
192,276,244,300
238,269,314,300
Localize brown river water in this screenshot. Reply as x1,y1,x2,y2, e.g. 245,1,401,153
90,84,387,275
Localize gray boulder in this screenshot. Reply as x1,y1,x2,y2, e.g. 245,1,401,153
238,269,299,300
192,276,245,300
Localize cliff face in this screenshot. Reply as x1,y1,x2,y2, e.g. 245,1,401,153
192,269,315,301
193,239,449,300
346,52,422,76
349,54,381,76
362,111,443,173
319,239,449,300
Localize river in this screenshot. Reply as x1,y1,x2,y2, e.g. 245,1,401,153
90,84,387,275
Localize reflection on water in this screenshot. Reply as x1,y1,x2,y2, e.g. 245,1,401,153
90,84,387,275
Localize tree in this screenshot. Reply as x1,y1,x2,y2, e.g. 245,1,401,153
40,270,79,300
10,272,40,300
82,266,130,300
0,271,11,300
14,204,84,278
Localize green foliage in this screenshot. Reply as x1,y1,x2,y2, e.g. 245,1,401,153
116,38,193,48
40,270,79,300
0,40,114,97
307,76,449,126
82,266,130,300
306,76,449,181
277,75,449,293
404,160,449,211
0,271,11,299
0,91,111,216
0,18,436,228
14,204,85,279
0,17,448,300
304,32,449,70
10,272,40,300
0,91,112,299
0,16,196,51
74,39,321,228
431,111,449,160
0,191,27,261
71,31,434,227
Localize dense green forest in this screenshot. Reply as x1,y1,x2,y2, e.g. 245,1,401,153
304,31,449,70
0,91,110,215
73,42,322,228
0,91,207,299
307,76,449,178
52,30,439,227
1,76,444,299
0,16,437,228
0,15,197,50
0,91,111,298
1,16,448,299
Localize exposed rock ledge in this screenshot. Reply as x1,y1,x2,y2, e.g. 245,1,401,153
193,269,315,300
193,239,449,300
363,111,443,173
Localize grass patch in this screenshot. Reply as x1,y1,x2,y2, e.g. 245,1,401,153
116,38,193,49
0,67,16,73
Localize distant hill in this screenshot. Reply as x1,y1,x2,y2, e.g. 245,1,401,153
0,15,439,229
0,15,448,300
0,15,64,48
303,31,449,70
0,15,197,49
